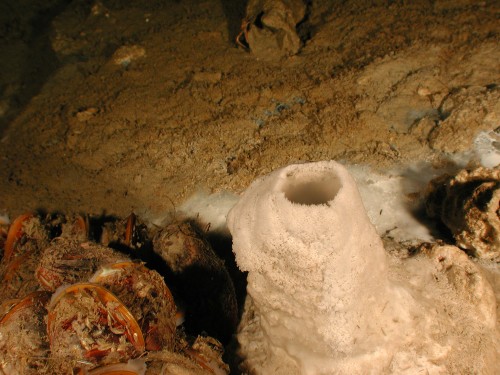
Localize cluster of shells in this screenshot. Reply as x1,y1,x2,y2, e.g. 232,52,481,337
0,213,236,374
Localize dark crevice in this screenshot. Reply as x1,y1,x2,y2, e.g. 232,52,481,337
220,0,248,44
297,0,313,44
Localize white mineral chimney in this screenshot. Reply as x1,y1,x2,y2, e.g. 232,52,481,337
227,161,397,373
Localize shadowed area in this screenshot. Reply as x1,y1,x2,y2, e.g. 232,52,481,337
0,0,71,136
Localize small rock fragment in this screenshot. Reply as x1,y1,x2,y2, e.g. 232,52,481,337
112,45,146,66
75,107,98,122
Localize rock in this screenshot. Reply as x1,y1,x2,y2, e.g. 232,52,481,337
428,85,500,153
112,45,146,67
423,243,496,327
425,167,500,260
354,46,446,133
241,0,306,60
409,115,438,143
75,107,98,122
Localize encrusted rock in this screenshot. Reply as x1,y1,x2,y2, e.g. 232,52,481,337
421,243,496,327
241,0,306,60
426,167,500,260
